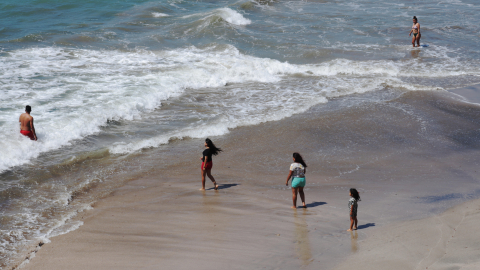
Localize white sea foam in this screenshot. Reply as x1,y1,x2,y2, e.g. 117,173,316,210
217,8,251,25
152,12,169,17
0,44,479,171
181,7,251,26
0,189,91,268
109,93,327,154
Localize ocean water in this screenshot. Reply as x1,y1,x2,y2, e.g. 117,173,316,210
1,0,480,267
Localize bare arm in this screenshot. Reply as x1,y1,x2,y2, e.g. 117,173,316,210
30,118,37,141
417,23,420,34
286,171,293,186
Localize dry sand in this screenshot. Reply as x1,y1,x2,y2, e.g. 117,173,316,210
21,89,480,270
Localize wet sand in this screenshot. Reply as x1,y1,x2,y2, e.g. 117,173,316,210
21,88,480,270
334,198,480,270
450,84,480,105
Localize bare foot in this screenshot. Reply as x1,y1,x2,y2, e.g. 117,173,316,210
291,206,297,209
354,227,357,230
347,229,353,232
199,188,205,191
214,182,219,190
303,204,307,208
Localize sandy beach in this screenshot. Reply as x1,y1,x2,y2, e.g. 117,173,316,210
334,198,480,270
3,0,480,268
14,87,480,270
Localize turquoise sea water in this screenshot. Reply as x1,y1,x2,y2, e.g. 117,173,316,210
1,0,480,267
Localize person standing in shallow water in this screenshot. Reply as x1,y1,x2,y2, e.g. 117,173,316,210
285,152,307,209
347,188,361,231
19,105,37,141
409,16,421,47
200,138,221,191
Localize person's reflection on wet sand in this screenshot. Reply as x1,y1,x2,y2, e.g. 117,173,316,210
293,209,313,266
350,230,358,252
411,49,420,58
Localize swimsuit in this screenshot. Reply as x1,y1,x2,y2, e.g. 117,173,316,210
412,24,418,37
348,198,358,218
20,130,35,140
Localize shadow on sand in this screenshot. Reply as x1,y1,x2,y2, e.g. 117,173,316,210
356,223,375,230
305,201,327,208
207,183,239,190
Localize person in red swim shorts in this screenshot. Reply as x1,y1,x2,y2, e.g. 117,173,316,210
19,105,37,141
199,138,222,191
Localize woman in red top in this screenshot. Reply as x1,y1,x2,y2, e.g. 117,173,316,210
200,138,222,190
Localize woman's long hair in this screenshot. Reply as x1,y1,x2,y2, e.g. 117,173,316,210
205,138,222,155
292,152,307,168
350,188,361,201
413,16,418,22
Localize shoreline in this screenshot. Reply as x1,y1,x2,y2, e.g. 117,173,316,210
449,84,480,105
18,87,480,269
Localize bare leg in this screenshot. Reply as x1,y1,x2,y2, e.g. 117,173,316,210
412,35,416,47
416,33,421,47
291,187,298,209
347,216,354,231
298,187,306,208
200,169,207,190
354,217,358,230
206,168,218,190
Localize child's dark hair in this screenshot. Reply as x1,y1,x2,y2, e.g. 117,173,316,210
205,138,222,155
350,188,361,201
293,152,307,168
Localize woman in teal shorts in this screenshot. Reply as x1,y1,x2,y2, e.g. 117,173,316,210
285,152,307,209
